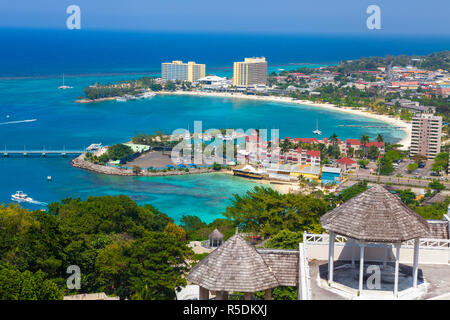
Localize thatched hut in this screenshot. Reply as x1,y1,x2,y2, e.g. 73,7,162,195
320,184,429,296
208,229,224,248
188,234,281,300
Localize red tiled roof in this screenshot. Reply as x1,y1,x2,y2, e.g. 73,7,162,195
293,138,319,144
345,139,361,145
336,157,356,165
365,141,385,148
297,147,302,153
306,150,321,157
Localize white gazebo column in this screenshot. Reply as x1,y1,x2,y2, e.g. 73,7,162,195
328,231,335,283
351,239,355,268
412,238,420,288
358,242,366,294
199,286,209,300
394,243,401,297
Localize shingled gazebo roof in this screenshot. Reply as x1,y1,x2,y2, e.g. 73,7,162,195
208,228,224,240
320,184,429,243
187,234,279,292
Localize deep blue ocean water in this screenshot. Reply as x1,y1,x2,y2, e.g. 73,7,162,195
0,28,448,222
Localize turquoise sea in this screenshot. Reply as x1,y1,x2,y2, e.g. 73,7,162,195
0,75,404,222
2,29,447,222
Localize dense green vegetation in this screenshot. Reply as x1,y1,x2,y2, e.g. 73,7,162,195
1,178,448,300
86,143,134,164
0,196,192,300
83,77,162,100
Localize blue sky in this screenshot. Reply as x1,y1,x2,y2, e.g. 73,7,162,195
1,0,449,35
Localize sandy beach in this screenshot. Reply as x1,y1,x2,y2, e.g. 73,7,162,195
157,90,412,149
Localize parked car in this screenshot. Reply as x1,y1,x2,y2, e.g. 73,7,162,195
418,162,425,168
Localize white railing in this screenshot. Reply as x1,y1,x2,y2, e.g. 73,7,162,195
299,232,312,300
304,232,450,250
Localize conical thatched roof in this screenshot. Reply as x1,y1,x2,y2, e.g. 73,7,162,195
321,184,429,243
208,228,224,240
187,234,279,292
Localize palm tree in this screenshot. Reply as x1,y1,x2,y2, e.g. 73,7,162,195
360,134,370,158
329,133,339,146
376,134,384,143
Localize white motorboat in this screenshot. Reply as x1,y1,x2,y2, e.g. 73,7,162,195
11,191,33,202
116,97,127,102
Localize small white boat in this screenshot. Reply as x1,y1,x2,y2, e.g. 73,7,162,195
58,74,73,89
11,191,33,202
47,176,52,181
140,91,156,98
116,97,127,102
313,120,322,135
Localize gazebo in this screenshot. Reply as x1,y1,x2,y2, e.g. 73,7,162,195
320,184,430,296
208,229,224,248
187,233,279,300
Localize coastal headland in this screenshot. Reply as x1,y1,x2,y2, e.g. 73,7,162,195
71,154,221,176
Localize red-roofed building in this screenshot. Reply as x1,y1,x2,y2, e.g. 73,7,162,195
335,157,357,171
293,138,319,144
345,139,362,153
306,150,321,166
364,141,385,154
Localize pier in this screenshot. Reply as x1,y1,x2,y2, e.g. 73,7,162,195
2,146,92,157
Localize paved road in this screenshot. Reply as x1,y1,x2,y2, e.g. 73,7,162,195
348,174,450,189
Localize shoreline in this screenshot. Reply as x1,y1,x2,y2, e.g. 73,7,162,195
71,154,222,177
157,90,412,149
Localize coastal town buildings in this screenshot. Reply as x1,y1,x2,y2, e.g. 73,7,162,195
161,60,206,82
410,113,443,159
233,57,267,87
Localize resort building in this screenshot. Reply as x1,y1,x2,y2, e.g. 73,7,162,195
335,157,357,172
410,113,443,159
161,60,206,82
233,57,267,87
321,166,342,185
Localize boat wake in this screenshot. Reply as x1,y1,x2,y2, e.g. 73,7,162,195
28,200,48,206
0,119,37,125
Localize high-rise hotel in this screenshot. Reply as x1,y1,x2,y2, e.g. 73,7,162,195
161,60,205,82
233,57,267,87
410,113,443,159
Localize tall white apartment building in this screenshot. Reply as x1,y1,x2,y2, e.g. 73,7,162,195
161,60,205,82
410,113,442,159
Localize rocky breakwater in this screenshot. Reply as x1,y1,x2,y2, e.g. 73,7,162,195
71,154,219,176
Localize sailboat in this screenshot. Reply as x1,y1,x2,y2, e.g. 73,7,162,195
312,119,322,135
58,73,73,89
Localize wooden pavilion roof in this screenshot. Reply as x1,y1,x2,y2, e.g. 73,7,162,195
187,234,279,292
320,184,429,243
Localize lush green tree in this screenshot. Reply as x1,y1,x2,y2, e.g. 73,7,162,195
397,189,418,206
0,264,62,300
378,156,394,175
224,187,328,237
407,162,418,172
126,232,192,300
429,180,445,192
265,230,303,249
432,152,449,173
329,133,339,146
376,134,384,142
367,145,380,160
107,144,134,161
357,159,369,168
